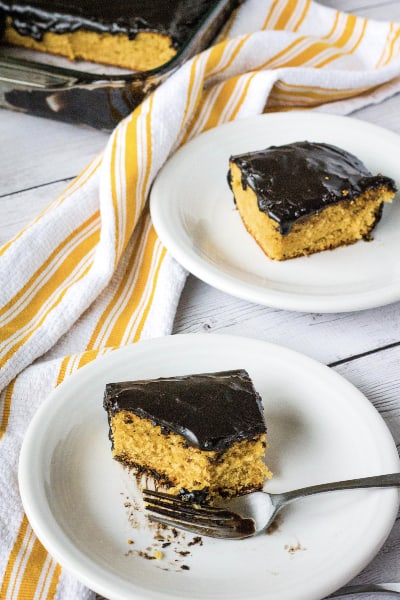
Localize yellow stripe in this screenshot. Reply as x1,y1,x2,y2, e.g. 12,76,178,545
0,379,15,440
88,214,163,347
262,0,281,30
45,565,61,600
204,35,250,80
228,74,256,121
315,15,367,67
133,238,167,341
109,130,121,266
123,111,141,246
259,35,308,69
86,214,148,349
263,8,339,68
0,211,99,329
120,107,143,259
195,81,238,133
274,0,301,30
181,37,251,145
1,515,61,600
179,54,203,133
123,229,165,343
0,155,101,258
1,348,101,600
36,557,61,600
1,515,32,599
293,0,310,31
0,253,94,370
56,351,104,388
376,22,394,67
260,11,359,70
138,96,154,218
266,80,373,108
56,356,72,387
331,12,356,47
199,73,256,133
185,83,223,141
275,36,344,67
114,126,126,261
115,216,166,344
2,350,104,600
16,537,58,600
77,348,105,370
204,38,228,77
270,80,369,99
381,24,400,66
325,10,340,40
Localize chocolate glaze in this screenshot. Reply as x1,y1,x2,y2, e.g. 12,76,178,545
229,141,397,235
0,0,216,44
103,369,266,452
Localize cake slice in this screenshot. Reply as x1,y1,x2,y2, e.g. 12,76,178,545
103,369,272,501
228,141,397,261
0,0,216,71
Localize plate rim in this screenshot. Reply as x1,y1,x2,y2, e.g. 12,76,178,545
18,333,400,600
150,112,400,313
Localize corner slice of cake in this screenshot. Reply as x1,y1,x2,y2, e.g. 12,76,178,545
103,369,272,501
228,141,397,261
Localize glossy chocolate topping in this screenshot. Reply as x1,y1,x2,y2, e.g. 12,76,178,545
0,0,216,43
229,141,397,235
103,369,266,451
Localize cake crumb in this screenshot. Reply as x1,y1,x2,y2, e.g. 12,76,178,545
153,550,164,560
284,542,306,554
188,536,203,547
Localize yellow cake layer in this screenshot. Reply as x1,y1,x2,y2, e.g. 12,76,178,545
4,22,176,71
110,411,272,498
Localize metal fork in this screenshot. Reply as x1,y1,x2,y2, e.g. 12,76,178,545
329,583,400,597
143,472,400,539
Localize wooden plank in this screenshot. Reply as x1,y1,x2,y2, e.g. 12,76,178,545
333,345,400,444
173,275,400,365
319,0,399,15
0,109,107,196
331,346,400,587
0,180,70,244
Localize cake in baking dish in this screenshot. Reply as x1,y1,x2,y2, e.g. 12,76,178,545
0,0,217,71
228,141,397,261
103,369,272,501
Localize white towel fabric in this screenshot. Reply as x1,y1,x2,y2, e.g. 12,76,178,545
2,0,400,597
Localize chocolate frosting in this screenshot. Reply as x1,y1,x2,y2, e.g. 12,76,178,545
103,369,266,451
229,141,397,235
0,0,216,43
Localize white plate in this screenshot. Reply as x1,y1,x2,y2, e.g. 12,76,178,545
19,334,400,600
150,112,400,312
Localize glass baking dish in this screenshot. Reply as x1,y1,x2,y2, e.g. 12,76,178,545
0,0,239,129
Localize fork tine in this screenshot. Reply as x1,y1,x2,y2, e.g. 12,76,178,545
146,513,242,539
143,489,223,512
145,501,239,527
142,489,256,539
143,490,237,521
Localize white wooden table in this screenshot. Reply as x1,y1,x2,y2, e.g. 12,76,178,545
1,1,400,597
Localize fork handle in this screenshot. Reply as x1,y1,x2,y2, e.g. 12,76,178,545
278,473,400,504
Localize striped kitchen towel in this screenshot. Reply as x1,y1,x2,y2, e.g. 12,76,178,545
2,0,400,598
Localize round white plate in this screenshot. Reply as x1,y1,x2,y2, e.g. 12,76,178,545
150,112,400,312
19,334,400,600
